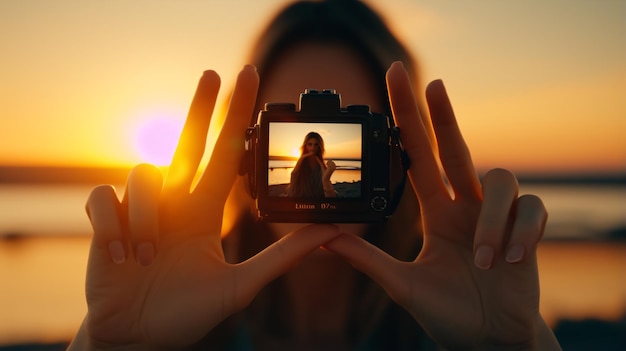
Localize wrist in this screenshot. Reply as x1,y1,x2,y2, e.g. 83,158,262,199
530,315,562,351
69,337,170,351
68,318,178,351
445,315,561,351
450,315,561,351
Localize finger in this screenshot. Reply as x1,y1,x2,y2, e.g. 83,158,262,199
425,80,481,199
473,168,519,269
386,61,448,202
323,234,411,307
194,65,259,201
126,164,164,266
85,185,126,264
504,194,548,264
164,70,221,194
236,224,340,298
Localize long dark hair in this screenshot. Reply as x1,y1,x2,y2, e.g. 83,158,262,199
207,0,429,348
247,0,420,123
243,0,424,258
286,132,326,198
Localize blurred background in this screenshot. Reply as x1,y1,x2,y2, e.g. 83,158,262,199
1,0,624,349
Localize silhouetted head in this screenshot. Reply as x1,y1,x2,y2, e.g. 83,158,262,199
247,0,419,121
300,131,325,158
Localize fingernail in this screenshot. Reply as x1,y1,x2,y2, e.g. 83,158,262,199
201,70,220,84
108,240,126,264
391,61,405,70
505,245,525,263
474,246,494,270
137,242,155,266
243,64,257,72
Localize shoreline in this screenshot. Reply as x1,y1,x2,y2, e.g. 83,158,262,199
1,166,624,185
268,181,361,197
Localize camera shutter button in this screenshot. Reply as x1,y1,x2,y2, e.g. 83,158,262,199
370,196,388,212
265,103,296,111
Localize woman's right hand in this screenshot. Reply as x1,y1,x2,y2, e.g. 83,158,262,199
69,66,340,350
299,151,315,161
324,63,560,350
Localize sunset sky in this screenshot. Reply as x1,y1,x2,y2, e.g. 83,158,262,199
1,0,624,174
269,122,362,160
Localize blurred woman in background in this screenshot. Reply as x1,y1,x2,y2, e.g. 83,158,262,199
69,1,562,350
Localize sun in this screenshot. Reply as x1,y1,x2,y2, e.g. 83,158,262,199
132,116,183,166
291,147,301,158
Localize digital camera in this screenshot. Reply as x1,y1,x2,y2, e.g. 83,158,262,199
243,89,409,223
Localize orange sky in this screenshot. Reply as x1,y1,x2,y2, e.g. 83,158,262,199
1,0,624,174
269,122,362,160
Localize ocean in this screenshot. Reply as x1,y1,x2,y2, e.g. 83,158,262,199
0,181,625,346
3,182,623,240
268,159,362,186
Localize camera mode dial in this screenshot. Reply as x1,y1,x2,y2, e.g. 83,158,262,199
370,196,388,212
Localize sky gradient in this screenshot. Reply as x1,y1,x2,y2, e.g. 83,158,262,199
1,0,624,174
269,122,362,160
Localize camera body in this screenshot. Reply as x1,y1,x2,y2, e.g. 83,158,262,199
245,89,408,223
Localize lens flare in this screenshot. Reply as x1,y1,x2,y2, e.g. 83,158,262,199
133,116,183,166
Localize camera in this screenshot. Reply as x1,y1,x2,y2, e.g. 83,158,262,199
244,89,409,223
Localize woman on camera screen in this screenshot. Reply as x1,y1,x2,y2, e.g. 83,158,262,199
286,132,337,198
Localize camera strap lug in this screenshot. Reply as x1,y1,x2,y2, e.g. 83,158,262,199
388,126,410,218
240,127,258,197
391,126,410,171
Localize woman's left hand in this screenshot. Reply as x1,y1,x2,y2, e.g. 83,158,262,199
325,62,561,350
71,67,342,350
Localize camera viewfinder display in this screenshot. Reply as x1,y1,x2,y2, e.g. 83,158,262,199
267,122,362,198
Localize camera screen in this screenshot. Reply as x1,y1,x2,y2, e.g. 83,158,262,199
267,122,362,198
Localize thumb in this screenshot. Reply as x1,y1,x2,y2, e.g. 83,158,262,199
324,234,409,305
235,224,341,298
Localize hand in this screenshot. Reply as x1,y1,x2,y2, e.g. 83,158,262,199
73,66,340,349
325,62,560,350
302,151,316,159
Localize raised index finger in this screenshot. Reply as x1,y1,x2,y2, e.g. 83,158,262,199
194,65,259,202
386,61,448,202
164,70,221,194
425,80,480,200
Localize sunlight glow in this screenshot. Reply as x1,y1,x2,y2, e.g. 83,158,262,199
291,147,301,158
132,115,183,167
